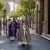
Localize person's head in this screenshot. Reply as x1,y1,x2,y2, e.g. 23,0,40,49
13,18,16,21
22,19,26,25
8,19,11,21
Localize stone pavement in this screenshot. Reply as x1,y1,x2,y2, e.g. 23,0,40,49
41,34,50,40
30,28,50,40
0,34,50,50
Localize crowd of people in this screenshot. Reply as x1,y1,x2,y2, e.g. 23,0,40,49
0,18,31,45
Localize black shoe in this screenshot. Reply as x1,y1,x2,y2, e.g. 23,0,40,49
21,44,26,46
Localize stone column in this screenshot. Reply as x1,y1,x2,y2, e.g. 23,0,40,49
38,0,44,34
44,0,48,34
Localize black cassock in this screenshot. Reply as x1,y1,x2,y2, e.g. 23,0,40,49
9,21,19,37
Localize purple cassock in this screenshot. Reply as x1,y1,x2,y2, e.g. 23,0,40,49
9,21,19,37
